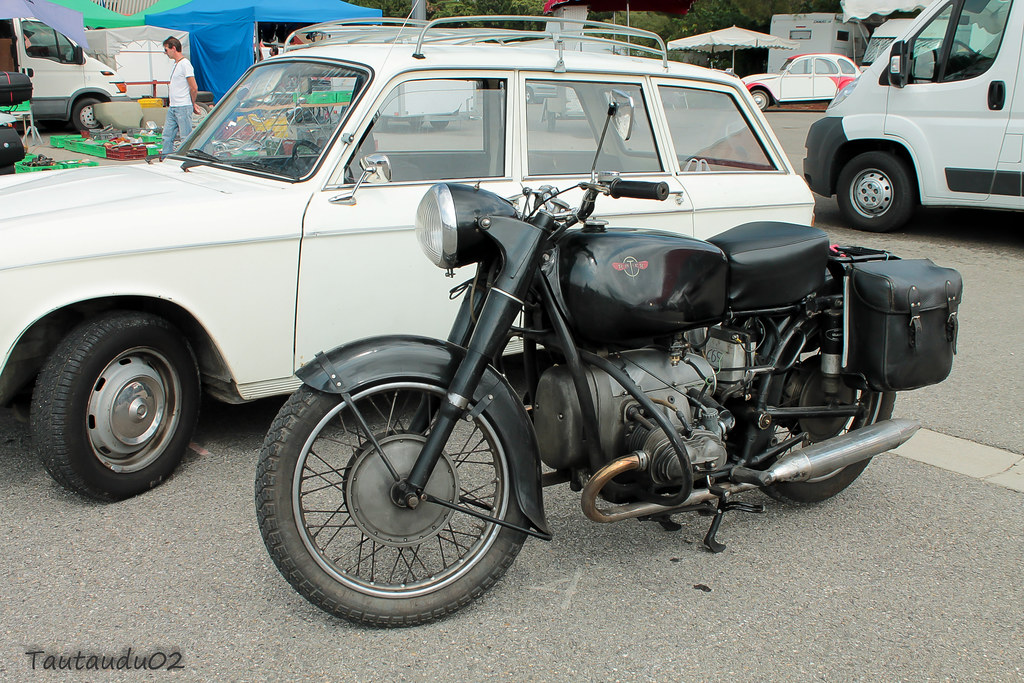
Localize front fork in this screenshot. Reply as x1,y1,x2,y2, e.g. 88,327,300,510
395,215,551,507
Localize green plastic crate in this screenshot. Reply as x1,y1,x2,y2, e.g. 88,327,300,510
64,138,108,157
49,134,82,149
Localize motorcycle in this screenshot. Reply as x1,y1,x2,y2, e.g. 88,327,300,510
255,95,962,627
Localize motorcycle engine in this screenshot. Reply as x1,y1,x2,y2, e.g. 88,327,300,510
533,350,727,479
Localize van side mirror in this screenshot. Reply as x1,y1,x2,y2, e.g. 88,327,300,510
74,45,85,65
887,40,909,88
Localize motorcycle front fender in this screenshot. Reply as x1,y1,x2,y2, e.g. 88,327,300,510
296,335,550,537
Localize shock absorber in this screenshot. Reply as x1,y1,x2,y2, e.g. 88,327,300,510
821,301,843,396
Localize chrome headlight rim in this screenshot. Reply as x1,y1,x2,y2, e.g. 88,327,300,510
416,183,458,269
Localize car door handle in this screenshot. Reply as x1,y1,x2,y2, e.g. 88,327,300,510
989,80,1005,110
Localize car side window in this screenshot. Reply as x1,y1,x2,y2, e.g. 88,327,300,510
348,78,506,183
787,59,811,75
839,59,858,75
658,85,777,173
525,80,660,176
815,58,839,75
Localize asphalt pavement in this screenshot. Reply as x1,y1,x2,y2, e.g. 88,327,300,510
1,111,1022,682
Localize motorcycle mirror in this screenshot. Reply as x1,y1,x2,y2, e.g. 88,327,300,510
608,89,634,141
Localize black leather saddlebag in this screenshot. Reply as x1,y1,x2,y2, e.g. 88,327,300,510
0,71,32,106
0,126,24,167
844,259,962,392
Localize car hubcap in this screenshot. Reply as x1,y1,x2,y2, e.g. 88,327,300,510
87,348,180,472
851,169,893,217
80,105,97,128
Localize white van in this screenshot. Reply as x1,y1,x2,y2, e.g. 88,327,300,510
860,18,915,66
803,0,1020,232
0,17,128,130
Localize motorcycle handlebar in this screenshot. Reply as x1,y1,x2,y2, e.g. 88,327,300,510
608,179,669,201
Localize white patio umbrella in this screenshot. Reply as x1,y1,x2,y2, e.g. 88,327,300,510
667,26,799,71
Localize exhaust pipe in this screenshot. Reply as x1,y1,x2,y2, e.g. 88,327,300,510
732,418,920,487
581,419,920,523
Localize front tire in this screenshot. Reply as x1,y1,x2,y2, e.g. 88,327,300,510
256,382,527,627
31,312,200,500
837,151,915,232
750,88,771,110
71,96,102,132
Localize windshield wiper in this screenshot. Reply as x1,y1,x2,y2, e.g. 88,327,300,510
229,159,290,177
179,148,221,171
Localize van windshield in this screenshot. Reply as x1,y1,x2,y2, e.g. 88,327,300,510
181,60,369,180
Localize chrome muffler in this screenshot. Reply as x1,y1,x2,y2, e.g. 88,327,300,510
581,419,920,523
750,418,920,486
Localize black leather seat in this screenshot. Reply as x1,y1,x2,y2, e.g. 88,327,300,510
707,221,829,310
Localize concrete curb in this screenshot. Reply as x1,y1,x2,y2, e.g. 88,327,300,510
894,428,1024,492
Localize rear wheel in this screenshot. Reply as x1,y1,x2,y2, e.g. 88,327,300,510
256,382,526,627
764,359,896,504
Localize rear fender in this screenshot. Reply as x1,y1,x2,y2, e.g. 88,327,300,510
297,335,549,537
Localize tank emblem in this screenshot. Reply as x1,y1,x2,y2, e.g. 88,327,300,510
612,257,648,278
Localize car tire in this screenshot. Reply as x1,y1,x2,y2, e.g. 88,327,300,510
71,96,102,132
31,311,201,501
837,151,915,232
750,88,771,110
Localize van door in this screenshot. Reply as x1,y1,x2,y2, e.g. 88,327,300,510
18,19,85,118
884,0,1019,205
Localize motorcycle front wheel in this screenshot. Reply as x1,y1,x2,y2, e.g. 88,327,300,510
255,381,527,627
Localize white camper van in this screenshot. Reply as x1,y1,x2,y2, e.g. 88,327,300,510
0,17,128,130
803,0,1019,232
768,13,863,72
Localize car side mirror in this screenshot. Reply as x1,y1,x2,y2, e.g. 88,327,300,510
609,89,634,142
888,40,909,88
74,45,85,65
329,153,392,205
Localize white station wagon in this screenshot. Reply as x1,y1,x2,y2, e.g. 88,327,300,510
0,17,813,500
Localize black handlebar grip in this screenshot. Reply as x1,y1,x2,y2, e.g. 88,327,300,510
608,179,670,201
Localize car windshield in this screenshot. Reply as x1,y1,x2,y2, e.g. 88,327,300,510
181,60,368,180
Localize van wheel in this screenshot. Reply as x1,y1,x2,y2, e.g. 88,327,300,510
71,97,102,131
750,89,771,110
837,151,915,232
31,312,200,500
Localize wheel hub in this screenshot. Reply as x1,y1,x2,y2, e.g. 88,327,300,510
852,170,892,216
88,356,166,459
346,434,459,547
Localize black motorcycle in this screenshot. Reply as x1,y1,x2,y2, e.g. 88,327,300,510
256,97,962,627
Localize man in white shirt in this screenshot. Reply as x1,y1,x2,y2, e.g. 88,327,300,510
160,36,201,160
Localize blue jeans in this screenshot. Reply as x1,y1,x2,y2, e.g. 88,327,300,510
162,105,193,159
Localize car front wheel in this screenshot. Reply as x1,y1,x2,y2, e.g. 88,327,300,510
837,151,915,232
750,89,770,110
31,312,200,500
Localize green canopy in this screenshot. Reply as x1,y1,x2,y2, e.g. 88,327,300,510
48,0,141,28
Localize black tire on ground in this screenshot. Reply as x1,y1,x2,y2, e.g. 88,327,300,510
764,360,896,504
71,96,102,132
750,88,771,111
31,311,200,501
836,150,916,233
256,383,527,627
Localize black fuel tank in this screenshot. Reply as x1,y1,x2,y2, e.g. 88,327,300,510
557,229,728,344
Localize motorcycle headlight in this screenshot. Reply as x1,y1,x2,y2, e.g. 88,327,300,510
415,183,516,269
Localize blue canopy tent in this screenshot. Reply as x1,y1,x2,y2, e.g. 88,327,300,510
145,0,381,100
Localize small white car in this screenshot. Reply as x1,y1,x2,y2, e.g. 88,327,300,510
0,17,813,500
743,53,860,110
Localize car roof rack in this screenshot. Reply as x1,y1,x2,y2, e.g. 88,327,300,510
284,15,669,69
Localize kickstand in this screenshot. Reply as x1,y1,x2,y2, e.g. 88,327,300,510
702,485,765,553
